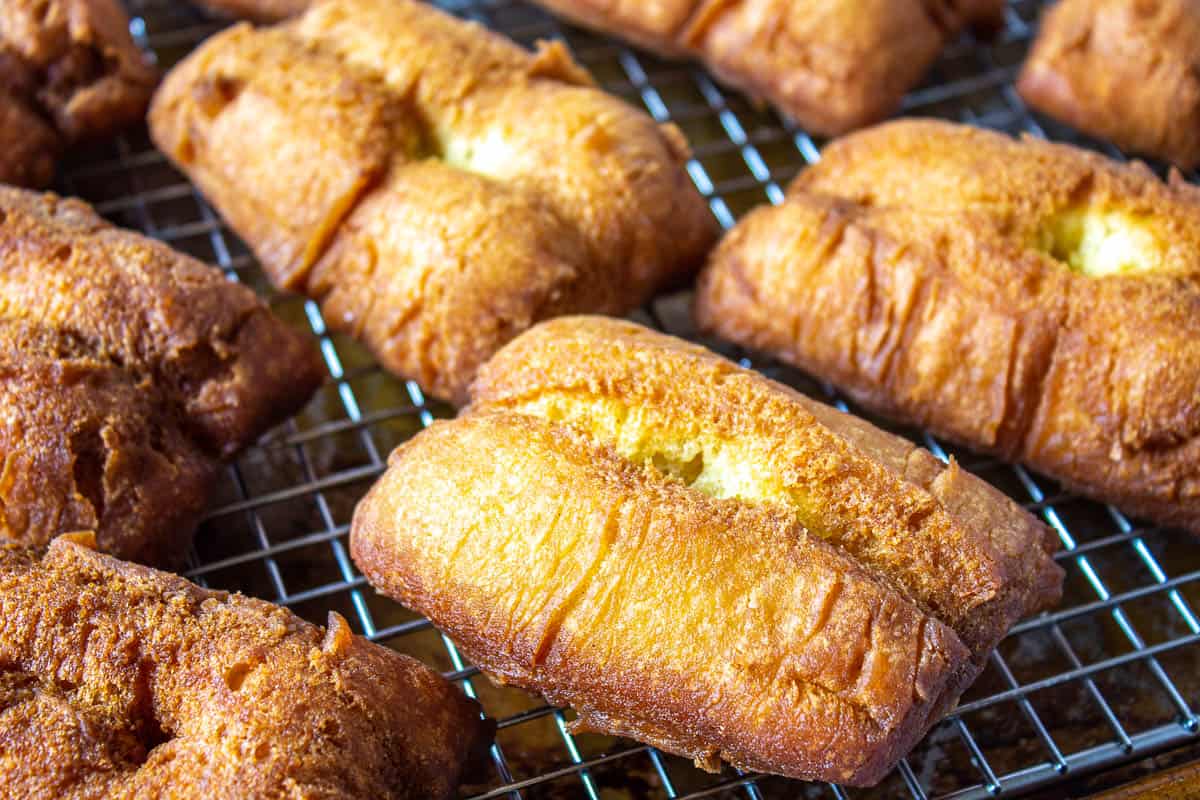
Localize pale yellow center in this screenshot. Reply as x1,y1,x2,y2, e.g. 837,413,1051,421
511,393,798,509
1037,207,1165,277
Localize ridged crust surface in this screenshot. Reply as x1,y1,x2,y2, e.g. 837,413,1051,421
149,0,715,403
0,535,491,800
1018,0,1200,169
525,0,1005,136
469,317,1062,657
0,0,157,187
353,317,1062,785
696,119,1200,534
0,186,324,562
353,412,970,786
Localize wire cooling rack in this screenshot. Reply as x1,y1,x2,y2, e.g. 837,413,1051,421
60,1,1200,797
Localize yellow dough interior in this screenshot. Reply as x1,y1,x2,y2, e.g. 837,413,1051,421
510,392,819,518
1037,206,1165,276
440,126,520,181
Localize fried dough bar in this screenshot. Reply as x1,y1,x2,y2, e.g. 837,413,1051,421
696,119,1200,534
353,317,1061,785
525,0,1005,136
0,534,491,800
1018,0,1200,169
469,316,1062,657
0,186,324,563
149,0,716,404
355,414,968,786
0,0,157,187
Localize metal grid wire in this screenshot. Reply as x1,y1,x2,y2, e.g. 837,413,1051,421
57,1,1200,797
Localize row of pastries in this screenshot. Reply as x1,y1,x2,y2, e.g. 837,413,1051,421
7,0,1196,185
0,0,1197,797
188,0,1200,169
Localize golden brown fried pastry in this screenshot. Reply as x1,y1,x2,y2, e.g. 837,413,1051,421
526,0,1005,136
0,319,215,568
696,119,1200,534
352,316,1061,786
0,186,324,563
149,0,715,404
1018,0,1200,169
0,533,491,800
0,0,157,187
468,316,1063,657
190,0,308,22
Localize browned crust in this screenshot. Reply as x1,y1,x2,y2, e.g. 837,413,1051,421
527,0,1005,136
0,186,324,456
0,320,216,567
352,411,971,786
189,0,309,22
468,316,1062,657
148,0,716,404
352,317,1061,785
1018,0,1200,170
0,186,325,563
695,119,1200,534
0,535,491,799
0,0,157,187
0,98,59,188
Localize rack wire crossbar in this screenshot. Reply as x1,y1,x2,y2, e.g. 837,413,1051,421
68,2,1200,797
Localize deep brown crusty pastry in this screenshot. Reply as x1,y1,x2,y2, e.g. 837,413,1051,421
0,533,491,800
1018,0,1200,170
352,316,1061,786
0,100,59,187
525,0,1005,136
0,186,324,563
149,0,716,405
0,319,215,568
696,119,1200,534
0,0,157,187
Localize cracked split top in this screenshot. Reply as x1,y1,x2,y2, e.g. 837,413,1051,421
149,0,717,405
696,119,1200,534
0,185,324,564
351,316,1062,786
0,0,158,187
0,533,491,799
